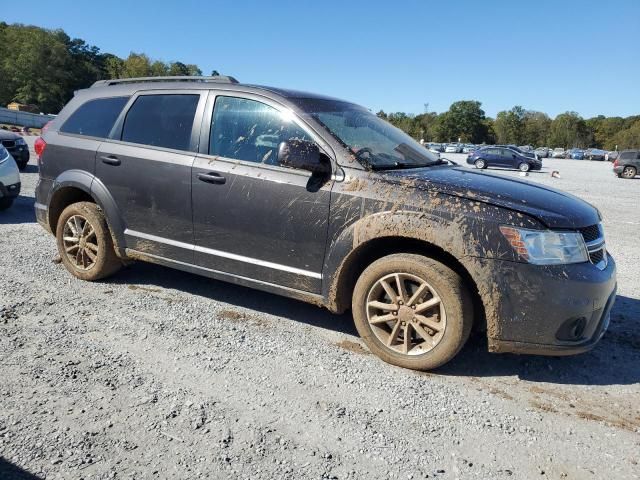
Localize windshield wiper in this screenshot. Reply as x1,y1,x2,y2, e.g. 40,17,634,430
371,160,443,171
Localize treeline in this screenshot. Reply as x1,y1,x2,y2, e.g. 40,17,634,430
0,23,205,114
379,103,640,151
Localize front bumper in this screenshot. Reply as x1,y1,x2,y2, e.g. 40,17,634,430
477,254,617,356
7,146,29,163
0,181,21,199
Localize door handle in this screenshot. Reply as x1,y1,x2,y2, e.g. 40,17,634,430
197,172,226,185
100,155,121,166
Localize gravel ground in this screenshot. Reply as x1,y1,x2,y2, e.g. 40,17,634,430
1,142,639,480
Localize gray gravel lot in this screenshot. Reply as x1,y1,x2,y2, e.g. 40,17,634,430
1,141,639,479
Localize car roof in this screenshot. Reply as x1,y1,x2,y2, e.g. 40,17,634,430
80,77,349,104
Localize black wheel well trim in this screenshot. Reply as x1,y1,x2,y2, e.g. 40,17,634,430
47,171,126,256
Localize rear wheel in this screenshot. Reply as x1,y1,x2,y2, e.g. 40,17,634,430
0,198,14,211
621,166,637,179
474,159,486,169
17,160,28,170
518,162,530,172
56,201,122,281
352,254,473,371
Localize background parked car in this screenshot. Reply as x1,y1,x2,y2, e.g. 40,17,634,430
467,146,542,171
585,148,606,161
445,143,462,153
428,143,444,153
461,144,476,153
566,148,585,160
606,151,619,162
551,147,566,158
0,144,21,210
613,149,639,179
534,147,549,158
0,130,30,170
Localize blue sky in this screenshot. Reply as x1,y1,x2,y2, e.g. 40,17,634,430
4,0,639,118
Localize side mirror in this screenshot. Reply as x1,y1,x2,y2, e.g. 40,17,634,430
279,139,328,174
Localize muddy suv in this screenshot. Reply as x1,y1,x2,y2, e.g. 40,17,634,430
34,76,617,370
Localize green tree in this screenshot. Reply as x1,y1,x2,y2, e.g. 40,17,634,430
523,111,551,146
493,106,526,145
122,53,152,78
610,119,640,150
548,112,590,148
434,101,487,143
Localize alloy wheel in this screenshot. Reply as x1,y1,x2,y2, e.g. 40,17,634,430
622,166,636,179
475,160,485,169
366,273,447,356
62,214,99,271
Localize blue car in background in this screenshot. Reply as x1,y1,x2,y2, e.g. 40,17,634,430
467,146,542,172
567,148,585,160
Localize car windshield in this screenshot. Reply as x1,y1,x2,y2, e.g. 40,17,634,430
294,98,439,170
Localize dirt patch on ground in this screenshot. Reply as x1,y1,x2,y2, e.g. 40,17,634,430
335,339,370,355
128,285,162,293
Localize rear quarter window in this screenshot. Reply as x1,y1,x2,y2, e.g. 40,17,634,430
620,151,637,160
60,96,129,138
121,94,200,151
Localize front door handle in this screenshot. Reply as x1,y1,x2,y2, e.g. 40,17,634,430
197,172,226,185
100,155,121,166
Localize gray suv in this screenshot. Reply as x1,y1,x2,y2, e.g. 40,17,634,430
34,76,617,370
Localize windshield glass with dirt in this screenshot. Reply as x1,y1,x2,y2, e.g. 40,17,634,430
294,98,439,170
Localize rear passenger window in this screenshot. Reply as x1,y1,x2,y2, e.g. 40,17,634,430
620,152,635,160
121,94,199,151
210,96,312,165
60,96,129,138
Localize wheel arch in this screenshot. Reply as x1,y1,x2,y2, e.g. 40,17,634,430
47,170,126,257
324,233,486,334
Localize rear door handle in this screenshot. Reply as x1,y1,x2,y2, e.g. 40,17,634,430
197,172,226,185
100,155,121,166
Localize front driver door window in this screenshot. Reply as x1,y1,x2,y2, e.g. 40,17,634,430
191,94,333,292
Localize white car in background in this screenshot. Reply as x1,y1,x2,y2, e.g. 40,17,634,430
0,144,21,210
445,143,461,153
551,148,566,158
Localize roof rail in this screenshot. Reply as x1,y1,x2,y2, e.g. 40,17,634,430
91,75,239,88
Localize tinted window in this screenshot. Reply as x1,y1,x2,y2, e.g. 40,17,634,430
60,96,129,138
210,96,313,165
620,151,636,160
485,148,499,155
501,149,515,158
122,94,199,151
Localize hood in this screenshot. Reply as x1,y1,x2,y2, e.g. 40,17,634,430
382,165,600,229
0,130,20,140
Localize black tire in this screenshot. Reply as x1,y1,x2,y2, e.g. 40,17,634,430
56,201,122,281
474,159,486,169
0,198,14,211
352,254,473,371
17,160,28,170
518,162,530,172
621,166,637,179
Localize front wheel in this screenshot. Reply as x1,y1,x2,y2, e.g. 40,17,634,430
352,254,473,371
621,166,637,179
518,162,530,172
474,159,486,169
56,201,122,281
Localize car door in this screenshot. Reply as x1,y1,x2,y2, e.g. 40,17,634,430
95,91,206,263
191,92,334,293
483,148,499,166
498,148,515,167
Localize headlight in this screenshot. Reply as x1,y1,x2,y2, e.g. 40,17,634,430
499,226,588,265
16,138,26,146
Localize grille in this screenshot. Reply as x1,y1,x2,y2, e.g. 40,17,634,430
579,224,600,243
1,140,16,149
589,249,604,264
